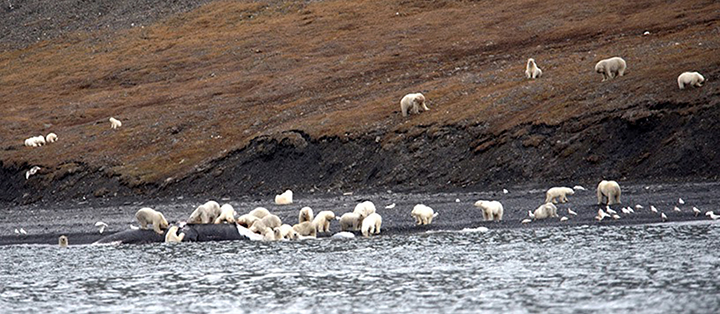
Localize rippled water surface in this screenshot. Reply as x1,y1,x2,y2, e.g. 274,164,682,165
2,222,720,313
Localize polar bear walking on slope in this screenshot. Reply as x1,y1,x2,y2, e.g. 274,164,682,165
525,58,543,79
400,93,429,117
597,180,621,205
595,57,626,81
677,72,705,89
545,187,575,204
109,117,122,129
473,200,504,222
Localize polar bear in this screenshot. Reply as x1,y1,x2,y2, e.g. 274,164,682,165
677,72,705,89
525,58,543,79
339,212,362,231
135,207,169,234
361,213,382,237
312,211,336,233
58,235,68,248
236,214,260,228
46,133,58,143
248,207,271,219
24,135,45,147
187,201,222,224
165,226,185,243
293,221,317,238
109,117,122,129
545,187,575,204
278,224,299,240
214,204,237,224
262,227,282,241
411,204,438,225
353,201,376,219
400,93,429,117
275,190,293,205
597,180,621,205
473,200,504,222
533,202,558,219
595,57,626,81
298,207,314,224
250,214,282,234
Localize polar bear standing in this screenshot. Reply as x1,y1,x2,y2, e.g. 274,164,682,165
595,57,626,81
58,235,69,248
109,117,122,129
135,207,169,234
214,204,237,224
545,187,575,204
411,204,439,225
677,72,705,89
473,200,504,222
361,213,382,237
165,226,185,243
298,207,314,224
533,203,558,219
400,93,429,117
597,180,621,205
46,133,58,143
275,190,293,205
339,212,362,231
525,58,543,79
353,201,376,219
293,221,317,238
187,201,222,224
313,211,336,233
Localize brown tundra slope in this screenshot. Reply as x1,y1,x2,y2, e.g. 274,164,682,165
0,0,719,203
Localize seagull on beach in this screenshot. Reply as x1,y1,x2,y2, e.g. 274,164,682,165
385,203,396,209
567,208,577,216
661,213,668,222
635,205,644,210
25,166,41,180
573,185,586,191
503,189,509,194
528,210,535,219
95,221,109,234
673,206,682,212
650,206,658,213
15,228,27,235
521,219,532,224
596,209,609,221
560,216,568,222
692,207,701,216
678,198,685,205
606,207,617,215
129,225,140,230
612,214,621,220
706,211,720,220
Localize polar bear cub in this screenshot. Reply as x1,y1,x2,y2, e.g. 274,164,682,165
250,214,282,234
411,204,438,225
109,117,122,129
46,133,58,143
135,207,169,234
353,201,377,218
677,72,705,89
361,213,382,237
293,221,317,238
298,207,314,224
275,190,293,205
400,93,429,117
339,212,362,231
473,200,504,222
278,224,299,240
214,204,237,224
533,203,558,220
545,187,575,204
525,58,543,79
165,226,185,243
187,201,222,224
595,57,626,81
597,180,621,205
313,211,336,233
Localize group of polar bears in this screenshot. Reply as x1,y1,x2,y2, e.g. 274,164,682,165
24,133,57,147
526,56,705,89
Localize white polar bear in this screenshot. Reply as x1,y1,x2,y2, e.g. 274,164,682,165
339,212,362,231
24,135,46,147
236,214,260,228
361,213,382,237
187,201,222,224
597,180,621,205
248,207,271,219
278,224,299,240
313,211,336,233
58,235,69,248
214,204,237,224
46,133,58,143
411,204,438,225
109,117,122,129
165,226,185,243
473,200,504,222
595,57,626,81
298,207,314,224
250,214,282,234
275,190,293,205
400,93,429,117
677,72,705,89
293,221,317,238
262,227,282,241
533,203,558,220
545,187,575,204
135,207,169,234
525,58,543,79
353,201,377,219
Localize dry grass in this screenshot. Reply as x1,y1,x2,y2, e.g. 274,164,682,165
1,0,719,184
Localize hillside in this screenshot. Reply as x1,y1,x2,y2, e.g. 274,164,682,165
1,0,719,203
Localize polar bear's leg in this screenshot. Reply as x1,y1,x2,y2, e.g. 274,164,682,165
412,103,420,114
153,222,163,234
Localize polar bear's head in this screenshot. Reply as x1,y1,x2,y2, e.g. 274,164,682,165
414,94,426,106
